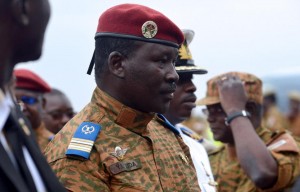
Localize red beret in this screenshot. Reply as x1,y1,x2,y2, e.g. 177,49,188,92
14,69,51,93
96,4,184,48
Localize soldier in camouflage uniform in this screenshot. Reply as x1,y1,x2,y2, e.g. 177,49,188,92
197,71,300,192
44,4,200,192
262,90,289,133
14,69,54,152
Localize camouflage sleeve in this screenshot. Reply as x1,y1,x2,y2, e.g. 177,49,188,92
264,151,300,191
49,157,110,192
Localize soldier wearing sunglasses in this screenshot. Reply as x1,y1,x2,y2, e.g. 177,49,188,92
14,69,54,152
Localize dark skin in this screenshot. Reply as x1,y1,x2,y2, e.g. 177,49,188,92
163,73,197,125
0,0,50,90
98,41,179,114
43,93,74,134
206,74,277,189
14,89,45,130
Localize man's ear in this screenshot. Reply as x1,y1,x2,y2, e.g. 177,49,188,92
11,0,29,26
107,51,125,78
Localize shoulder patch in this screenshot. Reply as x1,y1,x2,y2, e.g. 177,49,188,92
267,132,299,153
66,122,102,159
156,114,180,135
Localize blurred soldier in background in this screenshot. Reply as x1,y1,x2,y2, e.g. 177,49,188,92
14,69,54,151
287,90,300,138
43,88,75,134
262,86,289,132
198,71,300,191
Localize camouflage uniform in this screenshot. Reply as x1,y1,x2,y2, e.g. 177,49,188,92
262,105,289,132
44,88,200,192
209,126,300,192
34,122,53,152
288,115,300,137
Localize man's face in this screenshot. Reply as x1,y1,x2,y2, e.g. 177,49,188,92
166,73,197,124
15,89,44,129
205,103,234,143
123,42,179,113
43,94,74,134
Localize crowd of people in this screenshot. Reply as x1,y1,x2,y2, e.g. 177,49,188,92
1,1,300,192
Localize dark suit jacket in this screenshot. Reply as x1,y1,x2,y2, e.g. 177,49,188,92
0,107,66,192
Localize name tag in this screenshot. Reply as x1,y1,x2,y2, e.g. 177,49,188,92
109,159,141,175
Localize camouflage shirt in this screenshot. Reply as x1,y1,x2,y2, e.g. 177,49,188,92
34,122,53,152
209,126,300,192
44,87,200,192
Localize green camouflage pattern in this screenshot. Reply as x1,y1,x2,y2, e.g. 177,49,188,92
35,122,53,152
209,126,300,192
44,87,200,192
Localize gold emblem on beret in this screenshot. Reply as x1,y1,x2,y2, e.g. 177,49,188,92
178,40,192,60
141,21,158,38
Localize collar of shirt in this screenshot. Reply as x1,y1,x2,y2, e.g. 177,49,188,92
0,89,14,132
91,87,155,135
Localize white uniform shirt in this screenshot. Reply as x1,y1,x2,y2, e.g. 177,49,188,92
176,124,217,192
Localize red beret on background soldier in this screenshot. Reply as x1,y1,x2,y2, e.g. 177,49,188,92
44,4,201,192
14,69,54,152
197,71,300,191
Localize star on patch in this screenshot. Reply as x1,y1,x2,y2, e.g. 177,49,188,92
110,146,128,161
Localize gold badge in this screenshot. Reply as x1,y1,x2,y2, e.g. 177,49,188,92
141,21,158,38
18,118,31,136
110,146,128,161
178,152,189,165
178,39,192,60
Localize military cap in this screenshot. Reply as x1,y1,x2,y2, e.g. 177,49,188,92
197,71,263,105
87,3,184,74
14,69,51,93
288,90,300,102
175,29,207,74
96,3,184,47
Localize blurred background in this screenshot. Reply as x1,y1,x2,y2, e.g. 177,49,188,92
16,0,300,113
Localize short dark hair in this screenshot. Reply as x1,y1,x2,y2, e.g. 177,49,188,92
94,37,138,84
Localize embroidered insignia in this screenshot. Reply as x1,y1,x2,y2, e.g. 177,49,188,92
109,159,141,175
178,152,189,165
178,39,192,60
81,124,95,134
66,122,101,159
110,146,128,161
141,21,158,38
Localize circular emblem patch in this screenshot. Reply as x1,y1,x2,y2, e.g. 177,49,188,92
141,21,158,38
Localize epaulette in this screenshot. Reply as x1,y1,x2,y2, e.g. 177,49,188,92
156,114,180,135
180,126,203,143
266,131,299,153
66,122,102,159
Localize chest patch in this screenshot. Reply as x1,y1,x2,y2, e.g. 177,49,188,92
109,159,142,175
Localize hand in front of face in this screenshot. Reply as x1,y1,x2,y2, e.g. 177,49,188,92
217,74,247,115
